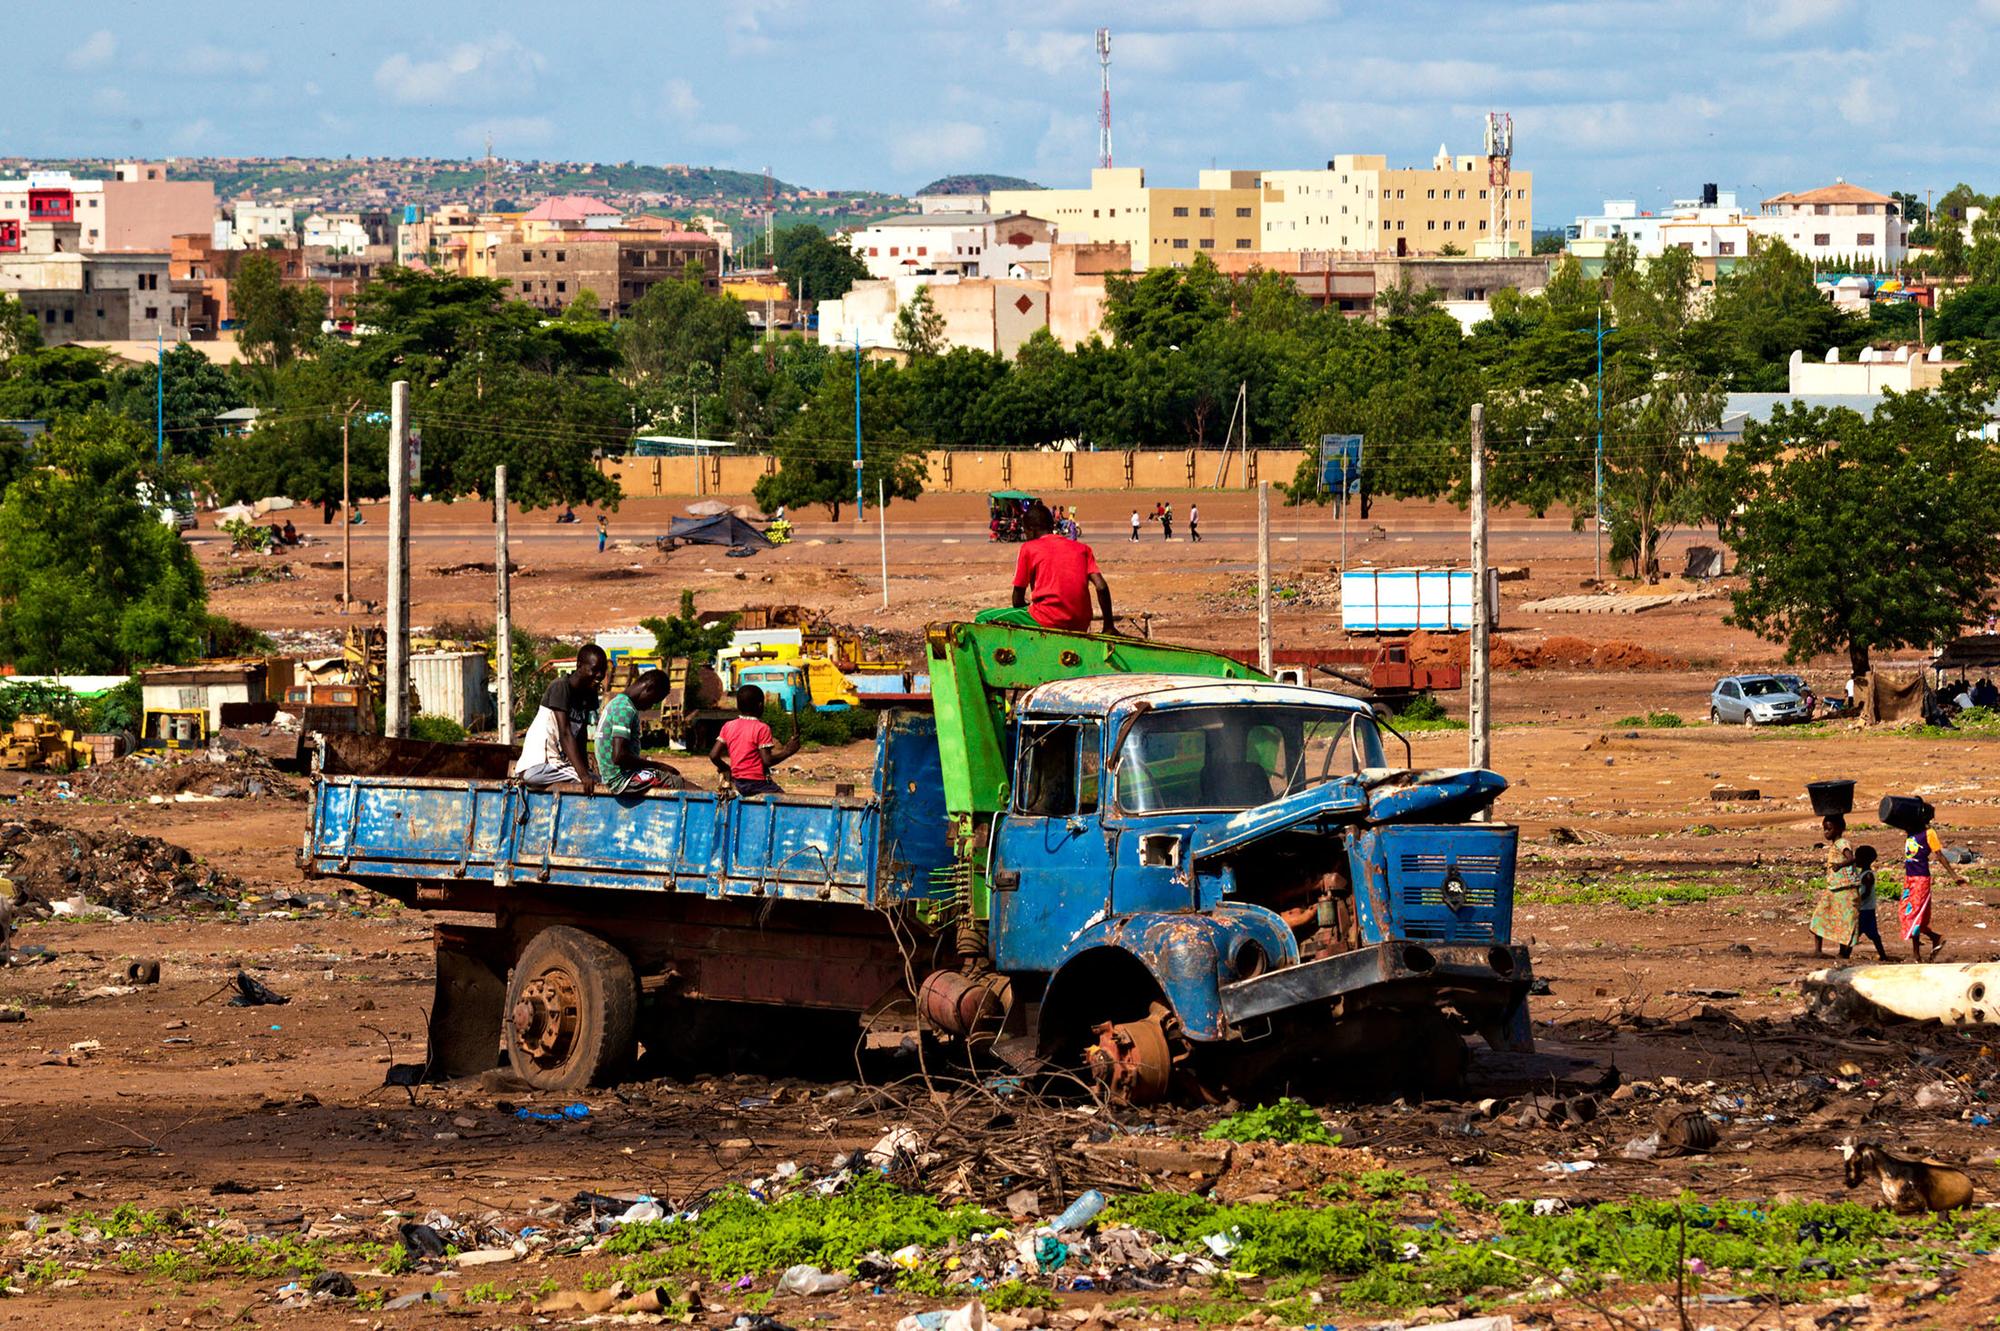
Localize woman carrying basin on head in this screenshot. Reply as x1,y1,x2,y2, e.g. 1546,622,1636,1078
1810,813,1860,960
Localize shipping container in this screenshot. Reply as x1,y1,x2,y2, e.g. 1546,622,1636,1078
1340,568,1500,635
410,651,493,730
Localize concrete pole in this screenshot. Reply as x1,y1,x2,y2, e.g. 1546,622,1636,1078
495,464,514,745
1256,479,1273,675
340,407,353,613
877,476,889,611
1469,402,1491,781
385,380,411,739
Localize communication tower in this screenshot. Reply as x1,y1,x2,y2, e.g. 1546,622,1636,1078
1096,28,1113,169
1485,111,1514,255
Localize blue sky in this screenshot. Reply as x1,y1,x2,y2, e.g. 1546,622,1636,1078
17,0,2000,222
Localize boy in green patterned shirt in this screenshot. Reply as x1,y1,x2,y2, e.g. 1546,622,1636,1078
593,670,685,794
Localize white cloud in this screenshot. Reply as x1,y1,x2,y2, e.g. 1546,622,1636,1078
1747,0,1857,37
889,121,991,174
91,87,129,115
185,44,270,77
1004,30,1089,76
662,78,701,116
375,35,543,106
64,30,116,72
725,0,796,55
459,116,555,149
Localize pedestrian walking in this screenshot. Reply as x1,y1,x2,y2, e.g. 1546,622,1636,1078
1161,501,1174,541
1901,809,1955,961
1853,844,1890,961
596,514,609,553
1129,509,1141,542
1189,502,1201,543
1810,813,1860,959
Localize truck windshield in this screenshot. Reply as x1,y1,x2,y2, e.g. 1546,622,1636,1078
1114,705,1387,813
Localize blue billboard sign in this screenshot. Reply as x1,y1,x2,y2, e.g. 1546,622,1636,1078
1318,434,1363,494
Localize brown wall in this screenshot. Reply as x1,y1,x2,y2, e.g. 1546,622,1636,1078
603,448,1307,499
99,180,217,253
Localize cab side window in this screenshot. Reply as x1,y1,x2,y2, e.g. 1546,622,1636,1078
1016,723,1079,817
1076,723,1101,814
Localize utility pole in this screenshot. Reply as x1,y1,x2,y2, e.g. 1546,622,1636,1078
877,477,889,611
495,465,514,745
154,330,164,461
340,399,361,613
1469,403,1491,786
385,380,411,739
853,330,865,523
1593,306,1605,583
1256,480,1273,675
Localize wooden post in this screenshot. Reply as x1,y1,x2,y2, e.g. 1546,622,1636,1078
495,465,514,745
1257,479,1273,675
1469,402,1491,783
385,380,411,738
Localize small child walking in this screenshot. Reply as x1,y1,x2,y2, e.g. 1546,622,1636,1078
1901,813,1955,961
1853,844,1890,961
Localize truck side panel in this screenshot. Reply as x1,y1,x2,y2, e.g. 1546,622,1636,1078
873,711,953,903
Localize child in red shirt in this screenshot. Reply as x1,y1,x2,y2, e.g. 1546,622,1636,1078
709,684,800,796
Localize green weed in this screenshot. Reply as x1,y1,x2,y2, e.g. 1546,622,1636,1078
1355,1170,1429,1200
1613,711,1685,728
984,1280,1062,1311
1203,1097,1341,1146
463,1280,514,1305
1520,871,1748,908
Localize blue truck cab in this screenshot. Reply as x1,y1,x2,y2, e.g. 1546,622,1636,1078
299,625,1529,1098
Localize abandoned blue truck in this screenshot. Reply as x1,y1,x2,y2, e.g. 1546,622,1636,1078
300,622,1531,1099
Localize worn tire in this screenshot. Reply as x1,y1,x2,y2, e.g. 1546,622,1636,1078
1740,709,1756,728
1708,707,1720,725
504,926,638,1091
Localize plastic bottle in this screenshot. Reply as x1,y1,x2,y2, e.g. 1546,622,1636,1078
777,1265,852,1296
1045,1189,1107,1233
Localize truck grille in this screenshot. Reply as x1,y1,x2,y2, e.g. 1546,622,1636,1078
1400,853,1503,875
1404,918,1497,941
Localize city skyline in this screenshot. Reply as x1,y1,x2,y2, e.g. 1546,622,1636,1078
12,0,2000,222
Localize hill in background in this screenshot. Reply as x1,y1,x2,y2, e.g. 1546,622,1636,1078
915,173,1043,195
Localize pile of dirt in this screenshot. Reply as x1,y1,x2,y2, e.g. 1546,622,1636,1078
59,748,305,804
1405,630,1681,673
0,819,244,915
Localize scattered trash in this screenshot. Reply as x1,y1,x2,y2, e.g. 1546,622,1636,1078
307,1270,357,1299
0,1008,24,1023
1406,1314,1515,1331
612,1199,664,1225
397,1222,447,1259
895,1300,986,1331
1657,1110,1721,1156
776,1264,851,1295
1538,1160,1596,1174
124,959,161,985
1044,1188,1107,1232
226,972,288,1007
516,1103,591,1123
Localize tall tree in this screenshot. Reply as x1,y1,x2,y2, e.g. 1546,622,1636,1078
752,358,926,522
0,345,114,421
0,293,41,362
232,253,326,366
774,224,868,302
1698,237,1854,390
0,409,207,672
620,270,751,382
110,343,246,457
894,286,947,359
207,353,385,515
1722,356,2000,678
1102,255,1230,352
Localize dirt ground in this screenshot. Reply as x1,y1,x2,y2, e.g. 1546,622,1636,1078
5,494,1999,1327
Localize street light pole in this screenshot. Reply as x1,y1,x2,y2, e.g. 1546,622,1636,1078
341,399,362,614
853,330,864,524
1593,306,1605,583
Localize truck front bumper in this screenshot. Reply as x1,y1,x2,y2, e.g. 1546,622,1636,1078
1219,939,1531,1025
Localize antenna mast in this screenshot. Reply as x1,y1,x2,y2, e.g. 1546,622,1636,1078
1484,111,1513,256
1096,28,1113,170
764,166,776,363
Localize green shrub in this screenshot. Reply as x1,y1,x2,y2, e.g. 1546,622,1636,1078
410,714,469,744
0,680,83,730
1203,1097,1340,1146
1397,693,1447,722
762,700,878,748
1614,711,1685,728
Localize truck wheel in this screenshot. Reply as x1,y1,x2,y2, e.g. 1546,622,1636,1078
504,926,638,1090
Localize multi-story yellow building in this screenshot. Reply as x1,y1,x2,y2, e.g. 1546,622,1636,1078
1261,149,1532,258
990,168,1261,270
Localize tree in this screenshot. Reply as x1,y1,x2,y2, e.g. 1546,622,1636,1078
415,359,626,510
1936,286,2000,346
207,353,384,513
894,286,947,358
774,224,868,302
232,253,326,366
0,345,114,421
0,293,41,361
752,358,926,522
563,287,604,321
1698,237,1855,390
1722,358,2000,677
620,270,751,382
110,342,246,456
0,409,207,672
641,590,737,664
1103,255,1229,352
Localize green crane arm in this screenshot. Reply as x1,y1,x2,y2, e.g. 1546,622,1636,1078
923,621,1266,935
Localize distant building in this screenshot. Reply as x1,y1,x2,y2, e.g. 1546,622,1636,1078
1212,249,1554,322
518,194,624,241
846,212,1054,282
169,233,384,336
493,229,722,318
1260,147,1533,258
219,202,297,251
913,191,990,215
0,163,215,254
816,275,1049,359
1756,182,1907,269
991,168,1262,270
302,209,393,253
687,214,736,263
0,203,184,344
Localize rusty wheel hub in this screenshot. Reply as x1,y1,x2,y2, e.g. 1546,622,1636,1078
1084,1001,1179,1104
512,969,582,1067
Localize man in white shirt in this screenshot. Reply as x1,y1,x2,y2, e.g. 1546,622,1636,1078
513,644,608,790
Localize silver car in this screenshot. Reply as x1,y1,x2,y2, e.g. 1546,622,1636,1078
1709,674,1808,726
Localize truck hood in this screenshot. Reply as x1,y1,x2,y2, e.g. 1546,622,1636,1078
1366,768,1508,823
1189,779,1368,866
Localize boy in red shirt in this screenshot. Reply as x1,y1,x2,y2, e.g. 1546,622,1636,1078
709,684,800,796
978,504,1117,634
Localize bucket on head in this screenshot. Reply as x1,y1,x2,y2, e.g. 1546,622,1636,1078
1807,780,1856,816
1879,794,1936,833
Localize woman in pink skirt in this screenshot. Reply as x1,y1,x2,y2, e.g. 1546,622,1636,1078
1901,813,1956,962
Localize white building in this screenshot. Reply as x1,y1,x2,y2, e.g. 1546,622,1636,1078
1755,182,1907,269
220,203,296,250
847,212,1054,282
817,274,1050,359
1567,189,1751,262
